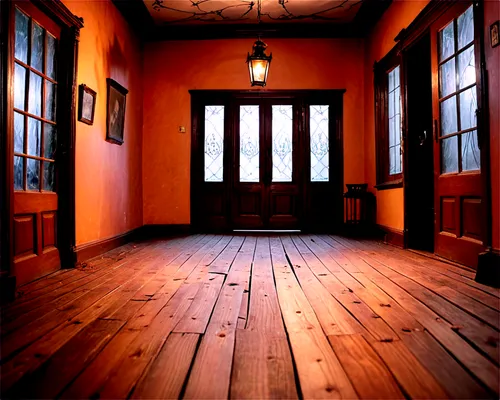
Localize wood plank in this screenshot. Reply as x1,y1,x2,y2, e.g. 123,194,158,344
319,235,500,365
328,334,404,399
369,340,448,399
131,333,200,400
399,329,491,399
0,237,200,393
328,237,500,395
173,273,225,333
289,235,396,341
183,237,256,399
5,318,125,399
231,330,298,399
246,237,286,334
271,237,358,399
209,236,245,274
96,282,202,399
61,237,220,399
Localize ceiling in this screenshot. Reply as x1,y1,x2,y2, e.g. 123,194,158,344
113,0,392,40
143,0,364,25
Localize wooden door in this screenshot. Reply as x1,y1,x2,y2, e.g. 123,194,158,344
190,90,344,233
431,2,486,267
11,2,61,284
232,98,300,229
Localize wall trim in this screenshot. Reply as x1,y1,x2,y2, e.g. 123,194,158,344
377,224,405,248
73,228,140,265
475,250,500,288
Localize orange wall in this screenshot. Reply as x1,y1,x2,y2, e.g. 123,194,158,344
63,0,144,245
142,39,365,224
364,0,430,232
484,1,500,251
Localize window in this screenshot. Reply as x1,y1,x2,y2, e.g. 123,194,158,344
374,51,403,188
310,105,329,182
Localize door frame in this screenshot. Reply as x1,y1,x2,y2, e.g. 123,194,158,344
397,0,492,262
0,0,83,286
190,89,345,232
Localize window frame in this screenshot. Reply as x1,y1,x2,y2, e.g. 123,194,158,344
374,49,404,190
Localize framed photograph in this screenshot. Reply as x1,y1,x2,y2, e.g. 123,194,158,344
78,84,96,125
491,21,499,48
106,78,128,145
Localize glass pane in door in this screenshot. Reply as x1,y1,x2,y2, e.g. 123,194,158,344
204,106,225,182
272,105,293,182
14,7,59,192
310,105,329,182
437,5,479,174
239,106,259,182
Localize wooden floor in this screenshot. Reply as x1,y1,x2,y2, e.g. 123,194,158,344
1,234,499,399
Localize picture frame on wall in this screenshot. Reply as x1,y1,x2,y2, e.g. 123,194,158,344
106,78,128,145
491,21,499,48
77,84,96,125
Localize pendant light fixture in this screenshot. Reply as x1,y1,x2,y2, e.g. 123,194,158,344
247,38,272,87
246,0,272,87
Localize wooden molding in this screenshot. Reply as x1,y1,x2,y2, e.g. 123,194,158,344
73,229,140,265
377,224,405,248
475,250,500,288
73,224,192,265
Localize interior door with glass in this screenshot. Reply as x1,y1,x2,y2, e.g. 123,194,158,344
11,2,61,284
233,99,300,229
431,2,485,267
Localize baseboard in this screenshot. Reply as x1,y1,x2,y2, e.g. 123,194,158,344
73,228,140,265
377,224,405,248
475,250,500,288
138,224,192,239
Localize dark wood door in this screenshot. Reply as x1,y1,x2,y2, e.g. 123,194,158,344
232,98,300,229
191,90,344,232
430,2,486,267
11,2,61,284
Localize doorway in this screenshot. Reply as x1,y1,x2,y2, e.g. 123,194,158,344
190,90,345,232
405,33,434,252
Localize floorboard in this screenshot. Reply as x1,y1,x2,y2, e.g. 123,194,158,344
1,234,498,399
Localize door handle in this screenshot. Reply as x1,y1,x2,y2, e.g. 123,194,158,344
418,130,427,146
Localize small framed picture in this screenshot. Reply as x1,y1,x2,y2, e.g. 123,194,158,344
78,84,96,125
491,21,499,48
106,78,128,145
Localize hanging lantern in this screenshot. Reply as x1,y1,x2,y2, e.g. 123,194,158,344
246,38,272,87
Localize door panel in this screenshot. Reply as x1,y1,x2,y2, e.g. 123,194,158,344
431,2,485,267
11,2,62,284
